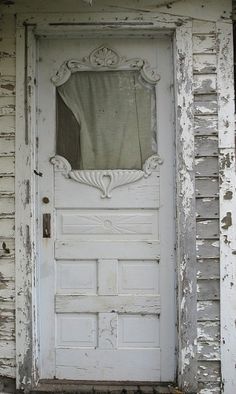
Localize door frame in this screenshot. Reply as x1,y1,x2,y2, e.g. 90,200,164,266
15,13,197,392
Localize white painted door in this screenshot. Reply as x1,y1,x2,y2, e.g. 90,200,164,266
37,36,175,382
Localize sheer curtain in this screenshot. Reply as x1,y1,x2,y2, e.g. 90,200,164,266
57,70,155,170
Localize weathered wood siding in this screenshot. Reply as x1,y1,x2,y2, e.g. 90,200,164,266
193,20,221,394
0,13,16,380
0,1,233,392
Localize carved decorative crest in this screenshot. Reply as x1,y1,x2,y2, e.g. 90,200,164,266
51,45,160,86
50,155,162,198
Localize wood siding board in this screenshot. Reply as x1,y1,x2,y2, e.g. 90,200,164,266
197,321,220,342
197,341,220,361
0,218,15,238
0,39,16,58
0,77,16,97
0,136,15,156
194,115,218,136
197,361,221,382
195,157,218,177
196,197,219,219
193,54,217,74
0,116,15,135
0,58,16,78
197,259,220,280
0,259,15,279
195,178,219,198
197,279,220,301
196,239,219,259
196,219,219,239
0,97,15,116
198,382,221,394
0,14,15,39
193,35,216,54
197,301,220,321
217,21,236,394
193,74,217,95
0,359,16,379
195,136,218,157
194,94,218,115
0,176,15,193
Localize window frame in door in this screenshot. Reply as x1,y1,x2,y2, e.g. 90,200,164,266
15,14,196,392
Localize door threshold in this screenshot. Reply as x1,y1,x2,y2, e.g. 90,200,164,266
31,380,182,394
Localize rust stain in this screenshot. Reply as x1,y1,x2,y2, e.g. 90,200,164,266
221,212,232,230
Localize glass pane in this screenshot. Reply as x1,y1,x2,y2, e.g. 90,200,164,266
56,70,156,170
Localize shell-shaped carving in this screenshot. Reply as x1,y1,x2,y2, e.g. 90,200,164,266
143,154,163,177
51,45,160,86
50,154,162,198
50,155,71,176
69,170,108,198
89,46,120,68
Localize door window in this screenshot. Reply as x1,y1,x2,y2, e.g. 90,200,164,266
56,70,156,170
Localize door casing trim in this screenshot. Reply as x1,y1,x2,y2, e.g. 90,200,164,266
15,13,196,392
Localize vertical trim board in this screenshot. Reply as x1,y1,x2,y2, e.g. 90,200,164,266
175,23,198,393
15,26,38,390
217,20,236,394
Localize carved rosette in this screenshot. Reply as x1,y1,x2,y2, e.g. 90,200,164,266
51,45,160,86
50,155,162,198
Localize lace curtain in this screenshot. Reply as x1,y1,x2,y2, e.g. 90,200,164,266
56,70,156,170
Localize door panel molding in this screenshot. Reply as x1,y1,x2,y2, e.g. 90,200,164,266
15,14,196,392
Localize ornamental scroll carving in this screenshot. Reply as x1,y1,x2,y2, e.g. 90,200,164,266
50,155,162,198
51,45,160,86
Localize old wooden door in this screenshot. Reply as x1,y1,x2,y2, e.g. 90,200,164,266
37,36,175,382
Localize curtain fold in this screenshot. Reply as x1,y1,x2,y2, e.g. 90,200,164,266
57,70,155,170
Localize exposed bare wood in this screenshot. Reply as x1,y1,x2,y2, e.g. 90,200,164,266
193,74,216,94
194,94,217,115
195,178,218,197
198,361,221,382
197,321,220,342
0,136,15,156
193,54,217,74
194,115,218,136
197,341,220,361
0,116,15,135
196,219,219,239
198,382,220,394
196,197,219,219
195,136,218,156
193,35,216,54
196,239,219,259
197,259,220,280
197,279,220,300
195,157,218,177
197,301,220,321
